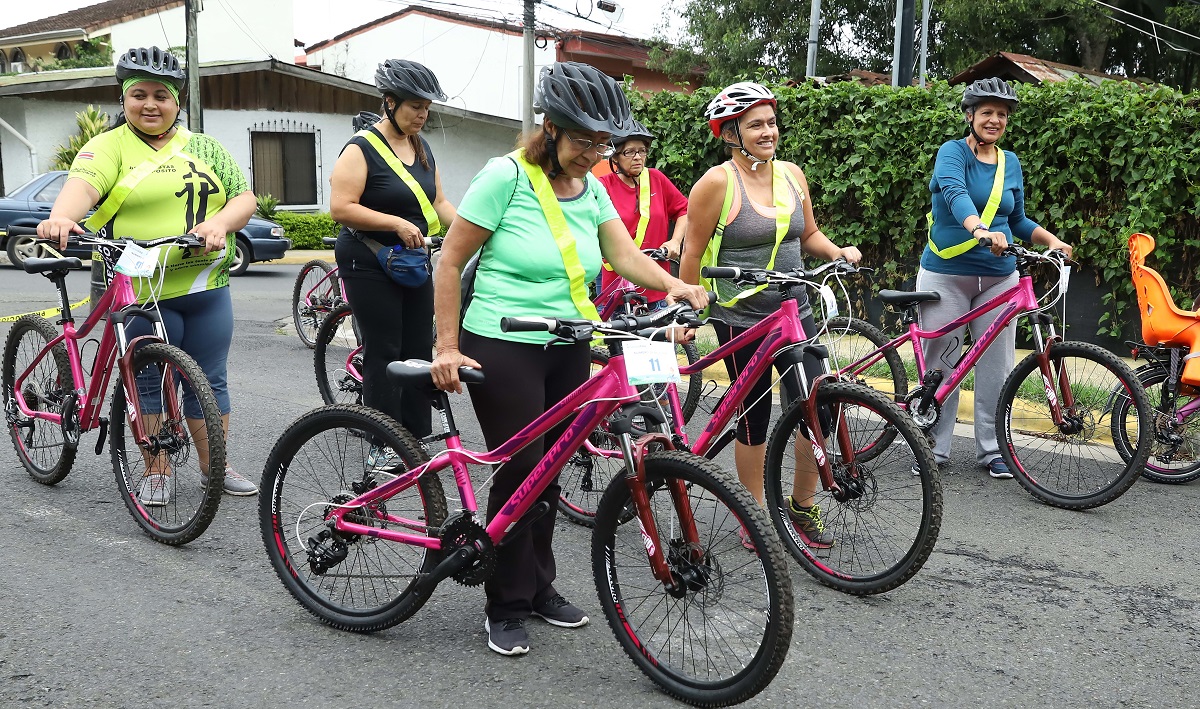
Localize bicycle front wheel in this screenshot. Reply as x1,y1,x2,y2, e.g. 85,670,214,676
998,341,1151,509
292,259,339,348
765,381,942,594
1112,363,1200,483
315,303,363,405
592,451,793,707
260,404,447,632
558,348,626,526
2,315,78,485
819,316,909,403
110,343,225,545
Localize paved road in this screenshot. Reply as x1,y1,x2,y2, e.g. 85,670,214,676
1,263,1198,708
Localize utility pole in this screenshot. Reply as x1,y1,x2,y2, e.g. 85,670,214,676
522,0,535,134
919,0,931,87
897,0,916,87
185,0,203,132
805,0,822,78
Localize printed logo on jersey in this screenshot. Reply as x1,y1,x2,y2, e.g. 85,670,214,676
176,160,221,231
77,152,94,160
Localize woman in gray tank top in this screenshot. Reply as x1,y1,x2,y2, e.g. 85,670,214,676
679,81,862,550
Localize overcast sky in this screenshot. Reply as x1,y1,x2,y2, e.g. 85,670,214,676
1,0,684,47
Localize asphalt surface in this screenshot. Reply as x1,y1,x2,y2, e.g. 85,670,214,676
1,262,1198,708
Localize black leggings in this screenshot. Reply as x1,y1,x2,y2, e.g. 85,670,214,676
341,276,434,438
712,314,828,446
459,330,590,621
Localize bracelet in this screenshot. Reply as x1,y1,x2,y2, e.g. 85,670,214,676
971,223,989,234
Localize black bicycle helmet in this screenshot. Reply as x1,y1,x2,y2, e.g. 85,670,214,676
533,61,631,134
613,119,654,149
115,46,185,90
352,111,381,132
374,59,447,102
961,77,1019,112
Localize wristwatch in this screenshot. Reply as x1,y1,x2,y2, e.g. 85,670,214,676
971,223,989,234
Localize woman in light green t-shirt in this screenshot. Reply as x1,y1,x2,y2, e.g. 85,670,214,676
429,62,707,657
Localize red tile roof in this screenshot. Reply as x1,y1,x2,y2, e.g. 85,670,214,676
0,0,183,41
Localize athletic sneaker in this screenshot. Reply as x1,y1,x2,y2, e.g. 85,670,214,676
138,474,171,507
986,459,1014,479
737,525,757,552
786,498,834,549
202,465,259,496
485,617,530,655
366,445,402,472
912,460,952,477
531,595,589,628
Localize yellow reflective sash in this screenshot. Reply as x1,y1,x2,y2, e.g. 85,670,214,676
927,148,1005,259
700,161,801,308
85,127,192,232
603,167,652,272
358,130,442,236
508,149,601,322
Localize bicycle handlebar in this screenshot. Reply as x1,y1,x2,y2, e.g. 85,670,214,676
976,236,1080,268
500,292,716,342
700,258,868,286
11,227,205,251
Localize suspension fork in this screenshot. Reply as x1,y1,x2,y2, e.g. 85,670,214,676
115,334,185,448
801,375,844,496
618,432,697,589
1029,314,1072,426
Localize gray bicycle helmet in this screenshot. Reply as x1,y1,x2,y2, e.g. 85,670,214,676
374,59,447,102
961,77,1019,112
115,46,185,90
613,119,654,149
533,61,631,134
352,111,381,132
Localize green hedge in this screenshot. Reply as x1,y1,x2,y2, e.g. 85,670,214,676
274,211,339,249
631,79,1200,336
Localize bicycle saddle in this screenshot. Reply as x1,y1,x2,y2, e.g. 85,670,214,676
1129,232,1200,386
386,359,486,390
877,290,941,307
24,257,84,275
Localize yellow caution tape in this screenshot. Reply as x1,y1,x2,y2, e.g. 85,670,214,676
0,297,91,323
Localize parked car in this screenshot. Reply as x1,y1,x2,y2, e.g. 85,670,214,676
1,171,290,275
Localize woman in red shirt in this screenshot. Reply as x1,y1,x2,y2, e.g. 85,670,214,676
597,121,689,308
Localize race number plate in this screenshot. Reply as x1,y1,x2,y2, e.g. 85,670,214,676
624,340,682,385
115,243,160,277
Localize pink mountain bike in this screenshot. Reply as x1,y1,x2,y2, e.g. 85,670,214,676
260,301,794,706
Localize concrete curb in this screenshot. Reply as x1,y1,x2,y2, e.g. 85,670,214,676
269,249,336,266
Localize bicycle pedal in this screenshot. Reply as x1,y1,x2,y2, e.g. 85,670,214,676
95,417,109,455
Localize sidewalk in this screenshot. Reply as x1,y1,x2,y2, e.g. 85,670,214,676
273,249,335,265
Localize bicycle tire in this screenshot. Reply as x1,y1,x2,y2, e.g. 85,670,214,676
764,381,942,595
315,303,363,406
292,259,339,349
592,450,793,706
557,348,626,527
820,316,909,403
1110,362,1200,484
260,404,447,632
998,341,1151,510
110,343,226,545
2,315,78,485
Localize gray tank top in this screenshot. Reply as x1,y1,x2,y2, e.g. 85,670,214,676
709,163,810,328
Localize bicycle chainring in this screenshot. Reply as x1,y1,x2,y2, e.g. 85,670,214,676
903,388,940,430
440,513,496,587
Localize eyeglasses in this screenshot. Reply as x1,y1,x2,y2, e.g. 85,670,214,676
619,148,649,158
563,131,616,158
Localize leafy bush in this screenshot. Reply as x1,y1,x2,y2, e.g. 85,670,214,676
49,39,113,70
256,193,279,219
631,78,1200,337
274,211,339,249
51,105,110,170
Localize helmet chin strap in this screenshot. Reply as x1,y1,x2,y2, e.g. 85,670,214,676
383,99,406,137
966,109,996,156
727,122,769,171
545,127,565,180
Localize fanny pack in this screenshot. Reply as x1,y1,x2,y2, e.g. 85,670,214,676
355,232,430,288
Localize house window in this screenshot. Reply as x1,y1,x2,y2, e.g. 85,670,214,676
55,43,74,61
10,48,26,73
0,50,8,73
250,131,318,206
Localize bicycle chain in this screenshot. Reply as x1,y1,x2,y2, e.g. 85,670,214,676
440,513,496,587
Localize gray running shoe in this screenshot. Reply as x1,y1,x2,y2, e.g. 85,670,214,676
138,474,172,507
484,617,530,656
203,465,259,496
366,445,402,471
531,594,589,628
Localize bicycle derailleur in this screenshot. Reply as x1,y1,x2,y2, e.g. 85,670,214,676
440,512,496,587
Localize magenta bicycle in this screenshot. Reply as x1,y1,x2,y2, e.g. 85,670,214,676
260,301,794,706
291,237,344,348
2,227,226,545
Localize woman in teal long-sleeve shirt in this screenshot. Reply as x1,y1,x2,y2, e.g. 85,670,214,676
917,78,1072,479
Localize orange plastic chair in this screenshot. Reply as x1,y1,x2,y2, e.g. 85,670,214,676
1128,232,1200,387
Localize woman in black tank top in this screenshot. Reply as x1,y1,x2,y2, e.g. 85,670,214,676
329,60,457,440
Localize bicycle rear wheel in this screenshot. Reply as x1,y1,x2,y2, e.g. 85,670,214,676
998,341,1151,509
260,404,447,632
1111,362,1200,484
2,315,78,485
110,343,225,545
315,303,363,405
558,348,625,526
592,451,793,706
764,381,942,594
292,259,340,349
819,316,909,403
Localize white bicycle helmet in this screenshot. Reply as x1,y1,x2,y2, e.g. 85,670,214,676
705,82,777,138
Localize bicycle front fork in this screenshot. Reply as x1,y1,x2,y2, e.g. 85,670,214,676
1028,314,1075,430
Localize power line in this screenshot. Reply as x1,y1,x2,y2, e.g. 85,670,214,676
1088,0,1200,45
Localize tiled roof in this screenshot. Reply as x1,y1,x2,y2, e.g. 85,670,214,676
950,51,1130,86
0,0,183,41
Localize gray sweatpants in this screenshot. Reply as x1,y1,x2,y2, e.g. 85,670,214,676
915,269,1019,466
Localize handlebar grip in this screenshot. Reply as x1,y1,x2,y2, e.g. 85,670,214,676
701,266,740,279
7,225,38,237
976,236,993,249
500,316,557,333
705,291,717,305
425,236,443,248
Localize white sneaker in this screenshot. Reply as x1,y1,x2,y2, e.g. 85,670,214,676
138,474,172,507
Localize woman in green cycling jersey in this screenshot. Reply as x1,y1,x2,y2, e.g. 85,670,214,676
429,62,708,657
38,46,258,503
